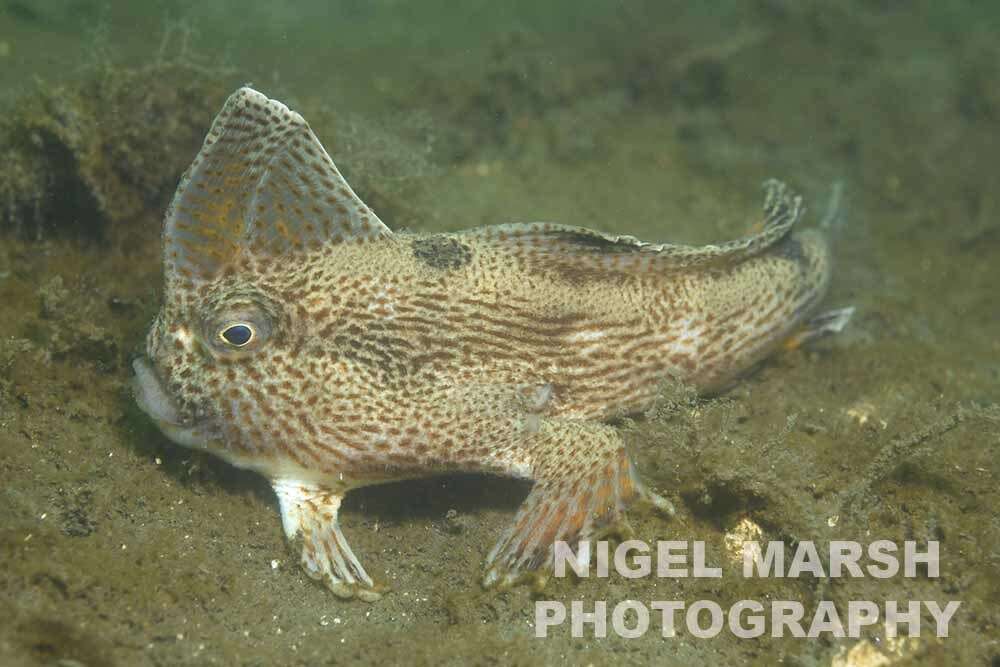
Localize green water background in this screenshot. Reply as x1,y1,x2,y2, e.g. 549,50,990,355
0,1,997,665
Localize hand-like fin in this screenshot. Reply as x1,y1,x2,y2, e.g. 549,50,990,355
273,478,384,601
464,179,802,277
164,87,390,280
483,419,672,590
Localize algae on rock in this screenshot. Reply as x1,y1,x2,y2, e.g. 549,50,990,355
0,62,228,240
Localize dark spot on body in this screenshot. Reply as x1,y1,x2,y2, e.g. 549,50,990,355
412,236,472,270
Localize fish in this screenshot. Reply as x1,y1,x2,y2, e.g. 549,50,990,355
132,87,851,600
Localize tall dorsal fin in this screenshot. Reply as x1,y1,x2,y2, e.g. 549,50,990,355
464,180,803,276
164,87,391,281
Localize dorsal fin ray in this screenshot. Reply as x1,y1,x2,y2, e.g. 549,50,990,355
463,180,803,276
164,87,390,280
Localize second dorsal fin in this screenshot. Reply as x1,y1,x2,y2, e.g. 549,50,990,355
464,180,803,276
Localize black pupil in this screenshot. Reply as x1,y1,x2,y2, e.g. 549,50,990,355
222,324,253,346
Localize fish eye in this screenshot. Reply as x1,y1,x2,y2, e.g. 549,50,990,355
219,323,255,348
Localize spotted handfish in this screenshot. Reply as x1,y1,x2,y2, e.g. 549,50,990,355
132,87,850,600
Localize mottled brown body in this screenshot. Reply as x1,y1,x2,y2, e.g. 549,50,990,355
146,225,826,481
133,88,840,599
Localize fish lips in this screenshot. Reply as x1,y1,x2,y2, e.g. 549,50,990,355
132,357,218,450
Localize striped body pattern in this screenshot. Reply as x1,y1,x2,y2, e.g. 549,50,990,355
133,88,837,599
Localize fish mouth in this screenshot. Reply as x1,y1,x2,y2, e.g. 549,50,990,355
132,357,218,450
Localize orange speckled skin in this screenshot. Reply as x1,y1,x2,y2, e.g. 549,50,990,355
149,226,828,477
134,88,832,598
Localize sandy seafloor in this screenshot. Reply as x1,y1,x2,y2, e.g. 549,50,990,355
0,1,998,665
